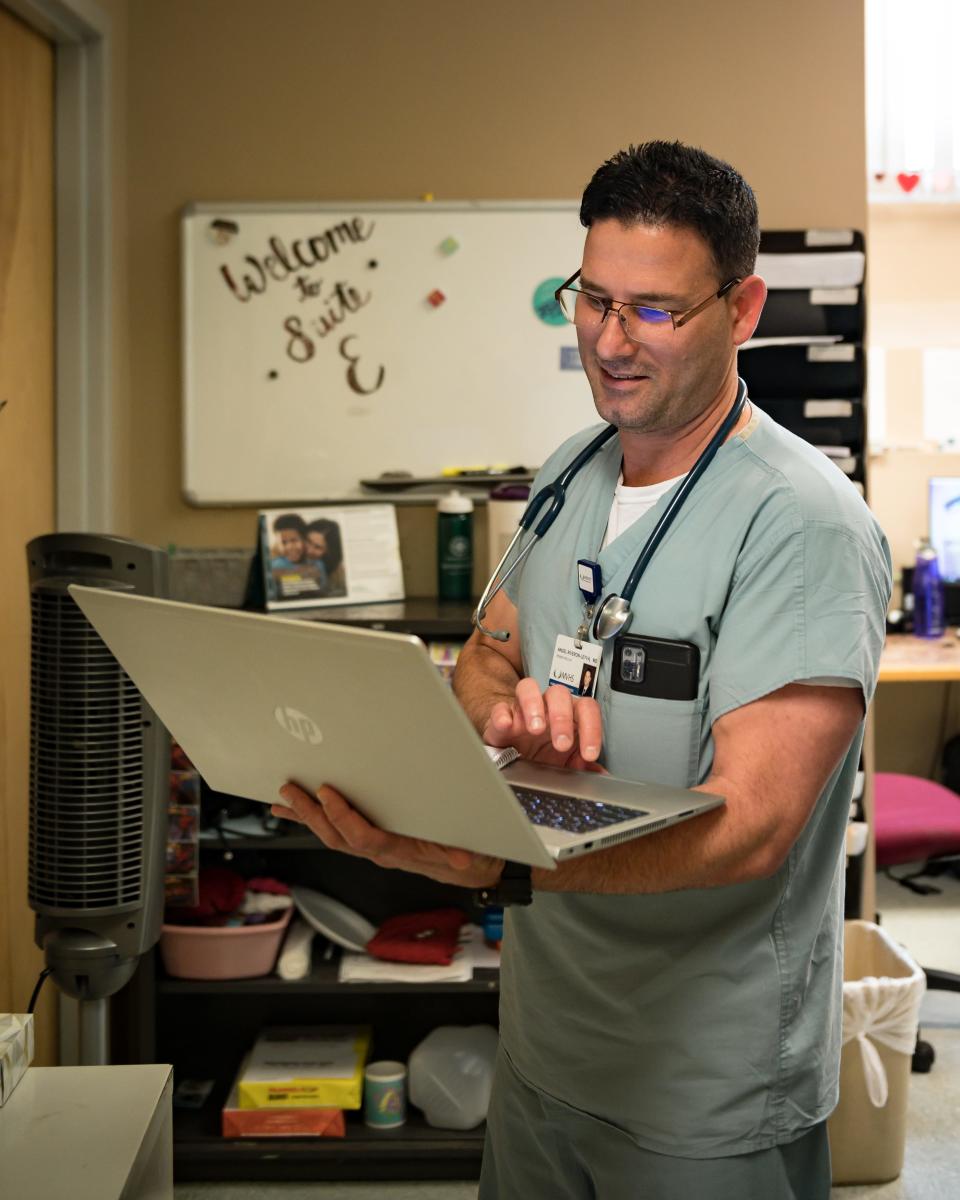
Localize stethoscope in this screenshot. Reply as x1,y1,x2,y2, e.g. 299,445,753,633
474,378,748,644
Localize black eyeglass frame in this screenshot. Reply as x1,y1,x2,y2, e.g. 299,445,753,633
554,271,741,339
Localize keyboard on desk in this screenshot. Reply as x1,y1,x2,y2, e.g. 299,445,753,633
510,787,647,834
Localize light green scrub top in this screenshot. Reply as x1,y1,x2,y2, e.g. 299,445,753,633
500,405,892,1159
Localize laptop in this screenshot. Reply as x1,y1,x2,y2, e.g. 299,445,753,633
68,586,724,869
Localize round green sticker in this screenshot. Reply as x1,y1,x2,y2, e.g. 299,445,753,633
532,277,567,326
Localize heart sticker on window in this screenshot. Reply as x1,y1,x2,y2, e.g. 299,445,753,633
896,172,921,193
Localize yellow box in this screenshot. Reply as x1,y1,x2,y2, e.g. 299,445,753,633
238,1026,371,1110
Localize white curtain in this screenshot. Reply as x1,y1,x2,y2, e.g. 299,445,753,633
867,0,960,192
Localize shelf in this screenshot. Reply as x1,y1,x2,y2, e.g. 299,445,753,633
198,826,320,850
287,597,475,638
159,961,500,996
174,1101,484,1182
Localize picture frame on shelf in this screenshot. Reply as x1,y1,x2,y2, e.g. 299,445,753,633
258,504,404,610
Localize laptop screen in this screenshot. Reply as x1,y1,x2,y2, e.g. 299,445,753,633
929,476,960,581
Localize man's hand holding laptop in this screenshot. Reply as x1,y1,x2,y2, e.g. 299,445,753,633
272,678,603,885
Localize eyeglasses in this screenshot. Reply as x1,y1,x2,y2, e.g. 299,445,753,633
554,271,740,343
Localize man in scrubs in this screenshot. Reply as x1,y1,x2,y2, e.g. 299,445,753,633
276,141,892,1199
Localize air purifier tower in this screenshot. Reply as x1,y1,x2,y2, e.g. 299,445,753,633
27,533,170,1063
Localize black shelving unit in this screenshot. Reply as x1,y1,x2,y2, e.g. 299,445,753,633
174,1104,486,1183
158,951,499,996
112,601,490,1183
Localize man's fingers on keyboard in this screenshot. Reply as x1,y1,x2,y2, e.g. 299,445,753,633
516,676,547,734
544,684,576,753
574,697,603,760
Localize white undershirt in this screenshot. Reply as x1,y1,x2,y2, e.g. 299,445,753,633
601,473,683,549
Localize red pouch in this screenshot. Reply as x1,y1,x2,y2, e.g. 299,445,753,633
365,908,466,965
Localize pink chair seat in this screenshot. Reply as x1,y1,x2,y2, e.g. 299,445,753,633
874,772,960,867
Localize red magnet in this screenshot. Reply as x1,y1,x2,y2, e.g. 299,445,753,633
427,289,446,308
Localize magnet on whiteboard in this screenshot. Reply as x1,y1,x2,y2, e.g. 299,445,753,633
438,236,459,256
207,218,239,245
427,289,446,308
421,192,435,202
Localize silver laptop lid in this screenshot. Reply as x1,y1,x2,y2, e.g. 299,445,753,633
68,586,556,867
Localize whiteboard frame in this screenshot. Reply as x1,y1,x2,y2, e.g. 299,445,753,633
181,200,586,507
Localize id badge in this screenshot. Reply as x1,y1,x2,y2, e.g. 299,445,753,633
549,635,602,698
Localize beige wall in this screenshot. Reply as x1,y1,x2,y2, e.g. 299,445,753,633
116,0,867,591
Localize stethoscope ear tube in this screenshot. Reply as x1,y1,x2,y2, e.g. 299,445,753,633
473,525,541,641
592,379,748,640
474,380,747,644
474,423,619,639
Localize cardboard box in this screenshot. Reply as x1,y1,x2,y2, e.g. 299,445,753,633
222,1055,345,1137
0,1015,34,1107
238,1026,370,1110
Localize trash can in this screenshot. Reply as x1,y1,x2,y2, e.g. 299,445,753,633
827,919,926,1185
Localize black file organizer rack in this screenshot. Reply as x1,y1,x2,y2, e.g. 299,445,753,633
742,229,870,915
743,229,867,493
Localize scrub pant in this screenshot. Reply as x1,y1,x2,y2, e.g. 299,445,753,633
478,1049,832,1200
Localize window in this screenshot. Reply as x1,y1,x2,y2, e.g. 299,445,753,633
867,0,960,200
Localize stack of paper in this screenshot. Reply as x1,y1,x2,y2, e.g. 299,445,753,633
237,1026,370,1110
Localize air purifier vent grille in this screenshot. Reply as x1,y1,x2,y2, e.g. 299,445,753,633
29,592,146,911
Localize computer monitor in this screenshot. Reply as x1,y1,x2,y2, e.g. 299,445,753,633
929,476,960,581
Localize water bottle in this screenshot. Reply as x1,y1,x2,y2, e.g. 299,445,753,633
913,539,945,638
436,491,473,601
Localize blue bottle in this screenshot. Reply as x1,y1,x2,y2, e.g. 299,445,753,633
913,540,945,638
481,906,503,948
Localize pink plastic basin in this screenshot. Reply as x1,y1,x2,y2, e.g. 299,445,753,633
160,906,293,980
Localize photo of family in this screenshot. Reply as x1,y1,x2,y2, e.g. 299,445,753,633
259,503,405,611
261,510,348,604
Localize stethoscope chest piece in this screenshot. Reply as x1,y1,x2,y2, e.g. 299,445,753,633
593,594,632,641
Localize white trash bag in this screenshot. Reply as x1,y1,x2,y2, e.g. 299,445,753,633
840,920,926,1108
408,1024,499,1129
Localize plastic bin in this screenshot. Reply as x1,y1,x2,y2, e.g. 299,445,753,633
408,1024,498,1129
827,919,926,1185
160,906,293,979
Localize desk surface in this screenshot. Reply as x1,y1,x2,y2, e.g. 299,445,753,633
0,1064,172,1199
879,633,960,682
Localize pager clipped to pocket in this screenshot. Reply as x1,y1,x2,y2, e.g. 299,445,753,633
611,634,700,701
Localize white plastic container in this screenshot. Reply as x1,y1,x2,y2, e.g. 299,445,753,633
408,1024,498,1129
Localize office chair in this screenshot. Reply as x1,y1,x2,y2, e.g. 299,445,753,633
873,771,960,1070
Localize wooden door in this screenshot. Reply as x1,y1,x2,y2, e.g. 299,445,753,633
0,5,56,1061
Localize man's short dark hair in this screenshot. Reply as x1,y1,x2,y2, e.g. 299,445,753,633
579,141,760,282
273,513,307,536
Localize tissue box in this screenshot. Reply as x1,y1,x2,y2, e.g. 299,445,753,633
238,1026,370,1110
0,1015,34,1107
222,1056,345,1137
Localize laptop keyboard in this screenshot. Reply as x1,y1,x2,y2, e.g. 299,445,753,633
511,787,647,834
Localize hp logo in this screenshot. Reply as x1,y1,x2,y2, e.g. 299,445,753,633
274,706,323,744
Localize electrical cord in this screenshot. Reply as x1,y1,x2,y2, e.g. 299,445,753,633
27,967,52,1014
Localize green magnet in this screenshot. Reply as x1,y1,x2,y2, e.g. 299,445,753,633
532,277,567,326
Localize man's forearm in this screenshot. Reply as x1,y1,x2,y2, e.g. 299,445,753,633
531,775,780,896
452,638,522,734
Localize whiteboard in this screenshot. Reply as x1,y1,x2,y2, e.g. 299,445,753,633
181,202,593,504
